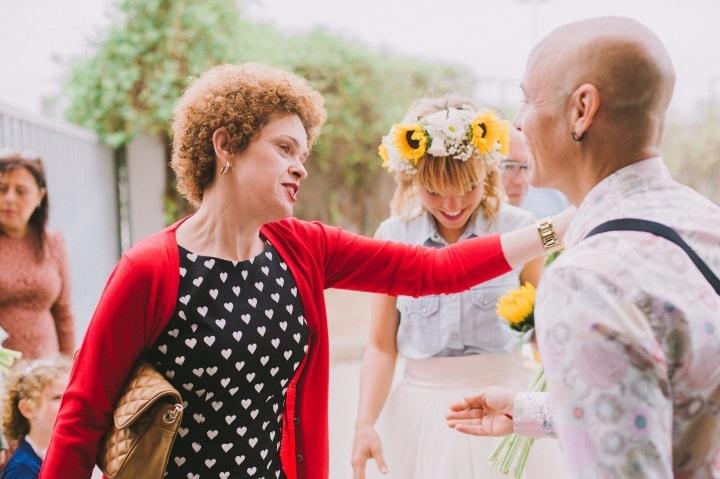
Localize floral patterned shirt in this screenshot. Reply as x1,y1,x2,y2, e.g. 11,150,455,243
513,157,720,478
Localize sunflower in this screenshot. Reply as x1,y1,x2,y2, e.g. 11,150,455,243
378,143,391,170
470,111,502,155
496,282,536,332
393,124,428,164
496,120,510,156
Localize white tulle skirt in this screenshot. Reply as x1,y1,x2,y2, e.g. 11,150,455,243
367,353,569,479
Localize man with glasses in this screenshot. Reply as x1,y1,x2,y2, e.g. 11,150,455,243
501,129,568,217
498,128,532,207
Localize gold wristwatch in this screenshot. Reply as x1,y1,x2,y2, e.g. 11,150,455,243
536,217,564,254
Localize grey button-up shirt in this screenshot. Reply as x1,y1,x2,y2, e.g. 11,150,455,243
376,204,536,359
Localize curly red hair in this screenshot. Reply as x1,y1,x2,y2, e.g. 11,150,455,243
171,63,327,206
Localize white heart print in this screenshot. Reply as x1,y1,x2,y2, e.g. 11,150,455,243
163,242,311,477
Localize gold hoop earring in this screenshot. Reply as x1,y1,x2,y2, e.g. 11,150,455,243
220,161,231,176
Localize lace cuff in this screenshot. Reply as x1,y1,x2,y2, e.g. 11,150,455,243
513,392,554,438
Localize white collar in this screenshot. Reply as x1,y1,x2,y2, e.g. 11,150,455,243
566,157,672,247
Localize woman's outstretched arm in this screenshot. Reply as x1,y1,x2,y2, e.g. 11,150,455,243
324,209,574,296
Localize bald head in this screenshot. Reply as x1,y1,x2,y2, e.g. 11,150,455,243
529,17,675,144
515,17,676,203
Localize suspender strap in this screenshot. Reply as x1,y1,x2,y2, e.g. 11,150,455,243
585,218,720,296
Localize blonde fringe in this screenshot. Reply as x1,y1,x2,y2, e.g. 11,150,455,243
388,95,504,226
390,154,502,225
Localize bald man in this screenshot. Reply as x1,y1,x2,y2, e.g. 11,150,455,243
499,129,532,206
447,17,720,478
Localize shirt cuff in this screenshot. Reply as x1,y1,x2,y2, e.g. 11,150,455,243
513,392,554,438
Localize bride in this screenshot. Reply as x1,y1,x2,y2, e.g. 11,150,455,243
351,95,568,479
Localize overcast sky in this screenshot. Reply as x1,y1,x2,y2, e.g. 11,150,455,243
2,0,719,117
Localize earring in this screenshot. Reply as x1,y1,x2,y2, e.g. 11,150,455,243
571,130,583,142
220,161,231,176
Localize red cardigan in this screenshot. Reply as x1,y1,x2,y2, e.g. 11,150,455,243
40,217,509,479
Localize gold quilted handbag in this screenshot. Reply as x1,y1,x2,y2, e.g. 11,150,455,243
98,361,184,478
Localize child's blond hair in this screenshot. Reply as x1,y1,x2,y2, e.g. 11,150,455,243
2,358,71,441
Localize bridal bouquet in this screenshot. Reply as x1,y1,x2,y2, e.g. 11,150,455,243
496,282,536,334
489,250,561,478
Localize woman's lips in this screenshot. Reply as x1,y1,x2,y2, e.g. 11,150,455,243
283,183,298,202
439,209,464,221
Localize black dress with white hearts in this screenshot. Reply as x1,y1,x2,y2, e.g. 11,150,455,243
147,242,309,479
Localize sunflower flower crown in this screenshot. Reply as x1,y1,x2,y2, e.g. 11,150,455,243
378,106,510,174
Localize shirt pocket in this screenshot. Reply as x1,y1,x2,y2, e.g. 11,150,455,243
396,295,449,355
469,285,500,312
396,295,442,333
467,284,516,348
469,274,519,311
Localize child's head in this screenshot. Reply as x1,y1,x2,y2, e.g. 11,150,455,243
3,358,71,444
382,95,507,238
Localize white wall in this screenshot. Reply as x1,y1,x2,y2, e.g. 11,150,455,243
126,133,167,245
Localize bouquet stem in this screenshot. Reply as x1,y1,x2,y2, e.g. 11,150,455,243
488,368,545,478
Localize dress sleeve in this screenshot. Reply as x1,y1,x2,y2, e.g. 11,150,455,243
322,225,510,296
513,391,555,438
49,233,75,355
40,255,155,479
534,266,674,478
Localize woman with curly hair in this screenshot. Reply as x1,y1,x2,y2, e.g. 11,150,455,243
351,97,551,479
41,64,571,479
2,359,70,479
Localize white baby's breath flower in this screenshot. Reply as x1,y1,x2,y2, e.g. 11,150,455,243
427,137,448,157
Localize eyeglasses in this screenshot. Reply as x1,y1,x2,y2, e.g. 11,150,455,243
498,160,530,176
